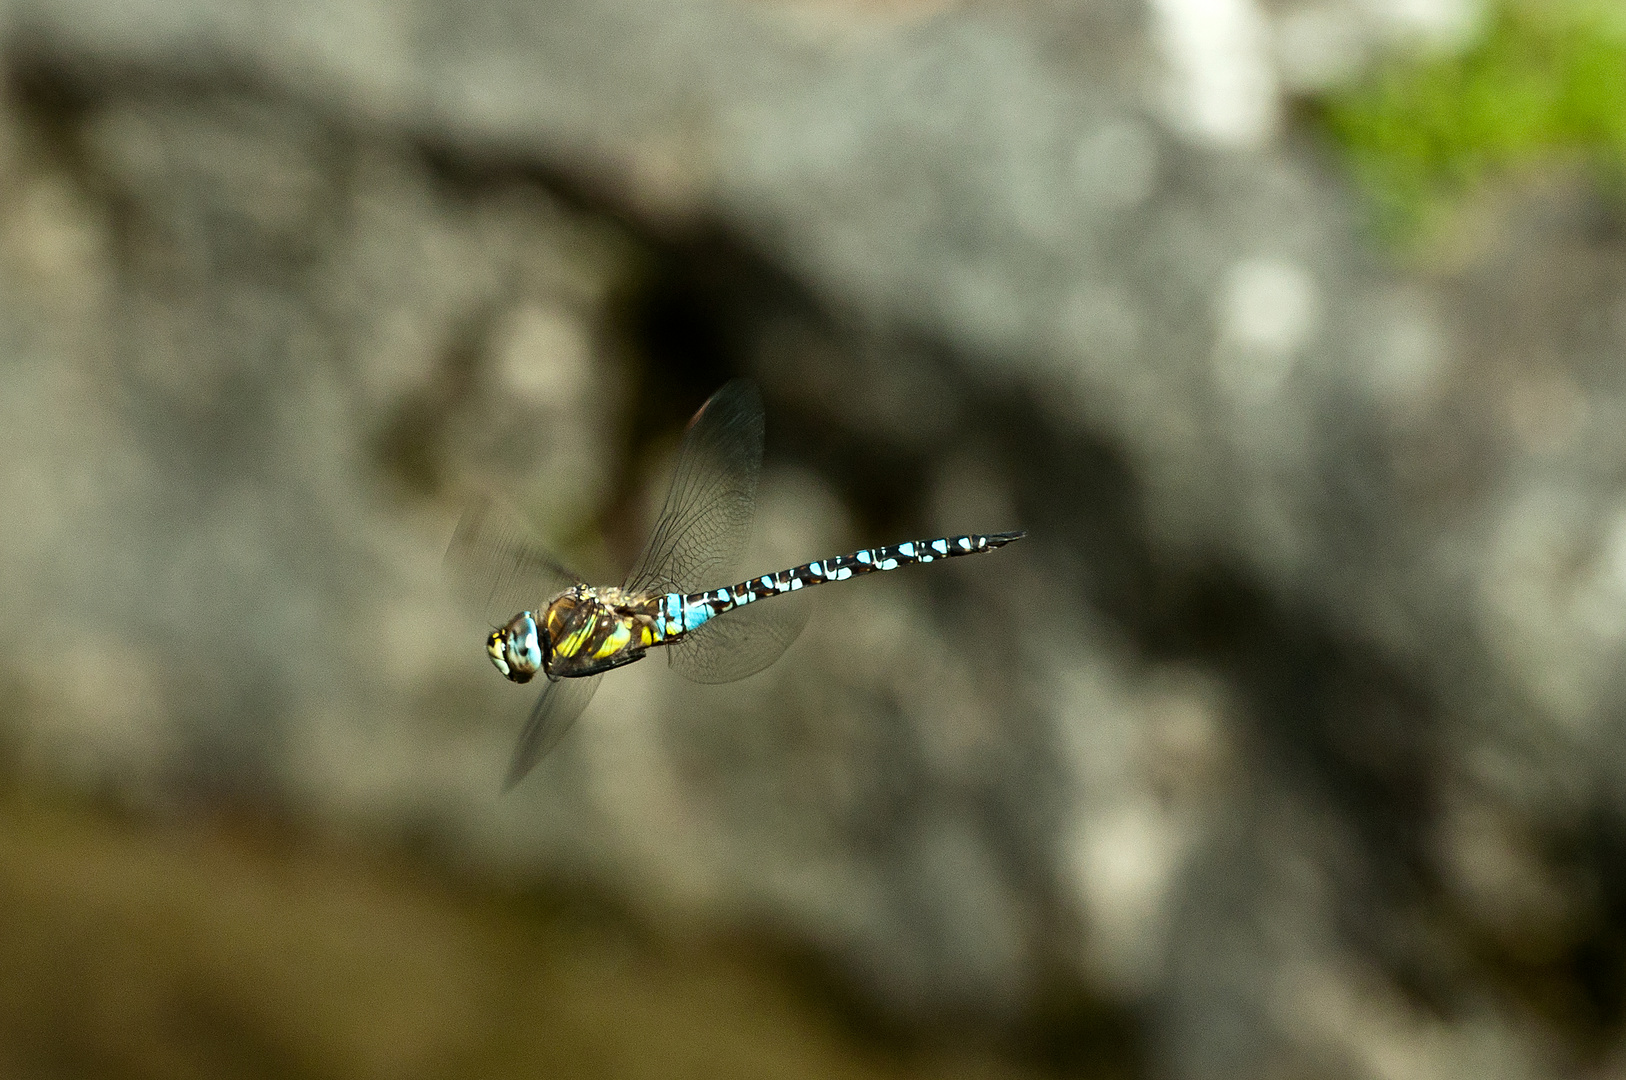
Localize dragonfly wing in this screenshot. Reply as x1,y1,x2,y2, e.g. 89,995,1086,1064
504,674,602,789
668,589,812,684
623,380,763,597
447,495,584,625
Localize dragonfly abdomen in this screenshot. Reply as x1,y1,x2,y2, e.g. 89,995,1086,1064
661,531,1025,637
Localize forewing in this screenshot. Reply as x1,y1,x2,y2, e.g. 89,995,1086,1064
504,674,602,789
447,495,583,625
623,380,764,597
669,589,812,684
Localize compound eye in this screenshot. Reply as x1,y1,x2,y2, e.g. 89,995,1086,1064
508,613,545,683
488,613,543,683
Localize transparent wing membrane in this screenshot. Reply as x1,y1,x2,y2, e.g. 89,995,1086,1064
669,590,811,684
446,495,583,626
447,496,597,788
504,674,602,790
623,380,763,598
452,378,1025,788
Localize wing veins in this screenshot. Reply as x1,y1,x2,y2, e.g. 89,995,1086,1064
623,380,763,597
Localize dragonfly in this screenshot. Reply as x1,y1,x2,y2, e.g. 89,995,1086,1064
449,380,1025,789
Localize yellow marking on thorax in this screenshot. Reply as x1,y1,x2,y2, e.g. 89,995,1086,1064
544,603,570,641
555,610,598,658
592,619,634,660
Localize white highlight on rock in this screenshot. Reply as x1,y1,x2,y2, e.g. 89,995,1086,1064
1149,0,1279,148
1223,257,1320,355
493,302,591,407
1274,6,1366,92
1214,257,1321,403
1385,0,1481,47
1071,799,1189,998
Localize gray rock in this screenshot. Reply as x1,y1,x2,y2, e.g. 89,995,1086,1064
2,0,1621,1076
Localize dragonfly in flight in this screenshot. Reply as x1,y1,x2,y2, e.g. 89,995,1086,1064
450,380,1024,788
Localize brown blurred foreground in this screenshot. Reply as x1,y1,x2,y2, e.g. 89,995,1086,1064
0,787,1074,1080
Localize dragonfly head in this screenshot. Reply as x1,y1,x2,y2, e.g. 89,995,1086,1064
488,612,544,683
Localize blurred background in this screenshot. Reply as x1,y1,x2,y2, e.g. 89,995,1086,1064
3,0,1626,1076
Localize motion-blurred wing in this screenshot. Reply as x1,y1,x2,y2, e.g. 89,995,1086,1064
447,495,584,626
668,590,811,684
504,674,602,790
623,380,763,598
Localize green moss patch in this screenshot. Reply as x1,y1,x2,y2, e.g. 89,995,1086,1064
1318,2,1626,244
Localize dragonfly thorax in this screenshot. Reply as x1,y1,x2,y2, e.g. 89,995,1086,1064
538,586,662,679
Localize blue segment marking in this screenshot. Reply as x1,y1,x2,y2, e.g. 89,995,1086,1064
682,601,713,633
665,531,1025,656
660,593,685,638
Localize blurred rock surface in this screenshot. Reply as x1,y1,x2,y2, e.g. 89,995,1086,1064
2,0,1626,1077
